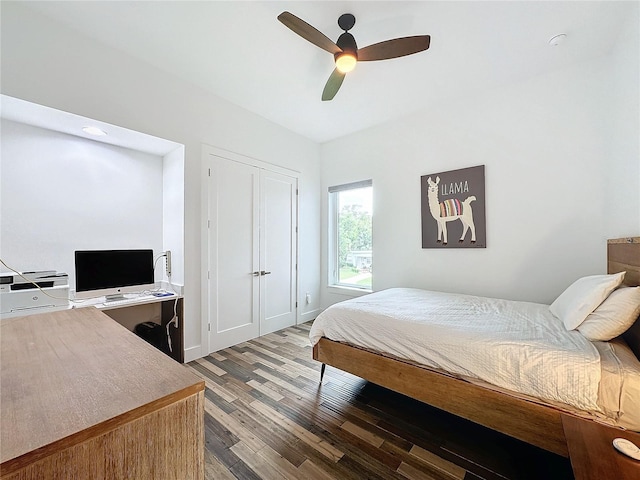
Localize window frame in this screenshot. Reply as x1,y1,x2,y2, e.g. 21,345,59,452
328,180,373,292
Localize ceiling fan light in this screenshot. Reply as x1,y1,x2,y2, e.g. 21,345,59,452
335,53,357,73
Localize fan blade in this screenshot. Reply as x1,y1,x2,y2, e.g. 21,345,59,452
322,68,346,101
358,35,431,61
278,11,342,55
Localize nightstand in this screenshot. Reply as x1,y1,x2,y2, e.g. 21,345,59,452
562,414,640,480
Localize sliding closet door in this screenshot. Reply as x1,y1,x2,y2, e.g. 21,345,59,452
260,170,297,335
207,156,260,352
205,152,298,353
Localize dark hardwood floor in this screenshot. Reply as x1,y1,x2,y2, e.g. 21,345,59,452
187,322,574,480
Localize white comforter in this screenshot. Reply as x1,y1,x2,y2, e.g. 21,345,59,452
309,288,602,411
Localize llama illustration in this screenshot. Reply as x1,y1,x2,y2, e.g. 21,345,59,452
426,176,476,244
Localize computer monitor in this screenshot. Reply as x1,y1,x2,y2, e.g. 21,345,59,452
74,249,155,300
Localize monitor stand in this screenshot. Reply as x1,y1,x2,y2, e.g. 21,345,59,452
104,293,126,302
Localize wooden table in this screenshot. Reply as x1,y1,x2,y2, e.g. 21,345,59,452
1,308,205,479
562,414,640,480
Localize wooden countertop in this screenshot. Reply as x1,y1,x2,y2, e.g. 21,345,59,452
562,414,640,480
1,307,204,471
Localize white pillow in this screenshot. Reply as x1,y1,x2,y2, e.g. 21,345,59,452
577,287,640,341
549,272,625,330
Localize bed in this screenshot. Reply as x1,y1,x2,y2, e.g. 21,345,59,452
311,237,640,457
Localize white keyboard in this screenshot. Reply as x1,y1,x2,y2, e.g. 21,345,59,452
100,296,157,307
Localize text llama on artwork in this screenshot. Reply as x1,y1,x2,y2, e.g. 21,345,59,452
426,176,476,244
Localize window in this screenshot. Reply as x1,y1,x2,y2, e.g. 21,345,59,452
328,180,372,290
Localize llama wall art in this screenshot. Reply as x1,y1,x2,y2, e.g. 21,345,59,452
421,165,486,249
427,176,476,244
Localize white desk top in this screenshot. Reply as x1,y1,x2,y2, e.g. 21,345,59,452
75,292,181,311
1,291,182,320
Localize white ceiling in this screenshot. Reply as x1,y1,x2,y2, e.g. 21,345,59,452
20,1,634,144
1,95,181,156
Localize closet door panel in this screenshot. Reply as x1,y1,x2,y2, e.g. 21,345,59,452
208,157,260,352
260,170,297,335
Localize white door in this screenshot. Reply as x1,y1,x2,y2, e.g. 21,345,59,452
260,170,297,335
206,154,297,352
207,157,260,352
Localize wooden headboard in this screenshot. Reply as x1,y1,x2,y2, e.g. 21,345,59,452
608,237,640,358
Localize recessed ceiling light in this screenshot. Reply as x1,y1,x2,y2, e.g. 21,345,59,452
82,126,107,136
548,34,567,47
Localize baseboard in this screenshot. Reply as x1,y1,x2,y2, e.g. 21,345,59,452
299,308,321,324
183,345,203,363
186,310,321,362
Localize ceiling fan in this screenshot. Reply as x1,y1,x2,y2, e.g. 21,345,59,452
278,11,431,101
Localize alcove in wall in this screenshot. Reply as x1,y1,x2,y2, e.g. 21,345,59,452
0,94,185,305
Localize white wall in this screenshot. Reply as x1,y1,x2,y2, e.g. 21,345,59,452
0,3,321,361
0,119,165,287
163,145,186,286
604,2,640,237
321,46,638,307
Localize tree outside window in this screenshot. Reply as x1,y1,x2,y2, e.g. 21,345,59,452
329,181,372,289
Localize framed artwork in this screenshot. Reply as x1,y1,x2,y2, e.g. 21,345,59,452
421,165,486,248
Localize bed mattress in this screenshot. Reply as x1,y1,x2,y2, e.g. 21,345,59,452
595,338,640,430
310,288,606,414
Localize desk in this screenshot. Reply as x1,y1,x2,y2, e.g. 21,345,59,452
1,293,186,363
0,308,204,479
562,414,640,480
78,293,185,363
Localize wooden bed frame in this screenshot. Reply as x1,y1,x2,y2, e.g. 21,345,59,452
313,237,640,457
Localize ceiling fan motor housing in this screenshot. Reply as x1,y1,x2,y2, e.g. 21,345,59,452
336,32,358,60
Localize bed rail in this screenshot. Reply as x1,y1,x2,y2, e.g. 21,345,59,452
314,338,570,457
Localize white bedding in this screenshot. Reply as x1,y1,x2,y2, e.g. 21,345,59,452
309,288,602,412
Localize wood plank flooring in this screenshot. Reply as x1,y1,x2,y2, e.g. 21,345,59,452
186,323,574,480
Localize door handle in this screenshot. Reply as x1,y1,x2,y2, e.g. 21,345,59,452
252,271,260,276
261,271,271,276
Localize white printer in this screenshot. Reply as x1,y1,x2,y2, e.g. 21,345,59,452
0,270,70,318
